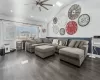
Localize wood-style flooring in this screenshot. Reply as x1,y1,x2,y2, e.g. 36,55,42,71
0,51,100,80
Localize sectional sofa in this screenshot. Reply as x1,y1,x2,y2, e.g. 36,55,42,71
25,38,89,67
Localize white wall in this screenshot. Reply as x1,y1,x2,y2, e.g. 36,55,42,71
0,20,16,49
47,0,100,38
0,13,48,49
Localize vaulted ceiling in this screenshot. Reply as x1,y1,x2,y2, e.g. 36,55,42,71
0,0,80,23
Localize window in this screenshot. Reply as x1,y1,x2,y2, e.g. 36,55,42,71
16,26,39,40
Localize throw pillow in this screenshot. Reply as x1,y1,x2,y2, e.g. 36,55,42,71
74,41,80,48
52,39,59,45
65,40,68,46
79,41,84,48
35,38,42,43
83,40,89,45
68,40,77,47
59,41,63,46
42,38,51,43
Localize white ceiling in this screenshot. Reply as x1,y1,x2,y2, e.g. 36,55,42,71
0,0,79,23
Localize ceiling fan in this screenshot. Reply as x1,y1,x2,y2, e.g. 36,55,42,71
24,0,53,11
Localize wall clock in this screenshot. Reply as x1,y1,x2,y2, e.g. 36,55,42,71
53,17,58,24
60,28,65,35
68,4,81,20
66,21,77,35
78,14,90,27
53,25,59,34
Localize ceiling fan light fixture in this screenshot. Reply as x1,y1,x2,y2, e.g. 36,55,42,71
56,1,63,7
24,0,53,11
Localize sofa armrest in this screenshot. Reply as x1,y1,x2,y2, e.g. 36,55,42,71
80,45,88,58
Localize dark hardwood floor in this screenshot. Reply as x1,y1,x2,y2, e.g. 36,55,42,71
0,51,100,80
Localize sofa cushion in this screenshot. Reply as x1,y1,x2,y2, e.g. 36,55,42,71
59,41,63,46
68,40,77,47
52,39,59,45
57,46,66,50
31,44,41,48
59,47,84,59
35,38,42,44
79,41,84,48
83,40,89,45
26,40,37,44
35,45,55,53
49,38,53,43
39,43,51,45
65,40,68,46
42,38,51,43
59,40,66,46
74,41,81,48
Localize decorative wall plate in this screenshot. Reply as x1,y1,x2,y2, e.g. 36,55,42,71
42,28,46,33
68,4,81,20
53,25,59,34
78,14,90,27
53,17,58,24
60,28,65,35
66,21,77,35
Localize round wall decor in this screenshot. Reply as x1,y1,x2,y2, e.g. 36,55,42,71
42,28,46,33
78,14,90,27
68,4,81,20
53,17,58,24
66,21,77,35
60,28,65,35
53,25,59,34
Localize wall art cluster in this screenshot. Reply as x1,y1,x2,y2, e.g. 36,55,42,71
52,4,90,35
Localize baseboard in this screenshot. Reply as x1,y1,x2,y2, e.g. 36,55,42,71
87,53,100,58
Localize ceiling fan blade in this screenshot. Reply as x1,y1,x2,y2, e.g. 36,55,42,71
42,4,53,6
41,0,49,3
41,5,48,10
24,3,36,5
39,7,41,11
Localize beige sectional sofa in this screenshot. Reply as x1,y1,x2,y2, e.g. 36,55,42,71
25,38,89,67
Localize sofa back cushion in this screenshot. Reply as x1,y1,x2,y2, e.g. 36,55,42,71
83,40,89,45
65,40,69,46
68,40,77,47
78,40,89,48
52,39,59,45
42,38,51,43
35,38,42,44
26,40,37,44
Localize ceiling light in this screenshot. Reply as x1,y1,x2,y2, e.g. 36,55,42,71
53,4,55,7
31,16,34,18
21,60,28,64
10,10,13,13
56,1,63,7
